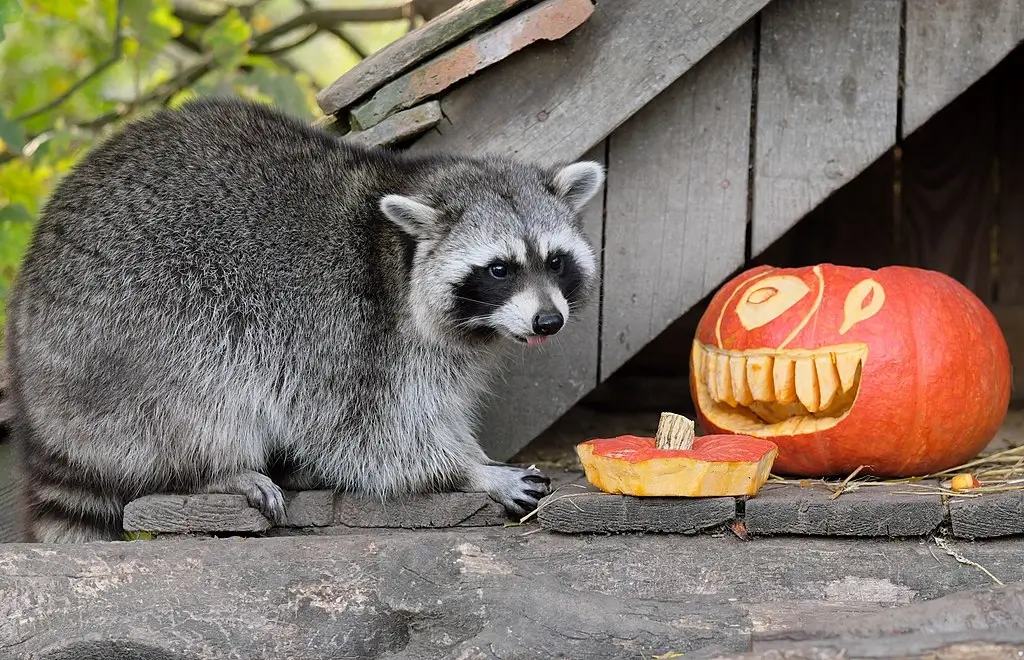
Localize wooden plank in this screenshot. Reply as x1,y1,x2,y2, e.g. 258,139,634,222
751,0,901,256
537,488,738,534
898,72,999,303
997,47,1024,305
903,0,1024,136
0,442,16,543
475,143,605,461
344,101,442,148
410,0,773,167
599,27,753,380
349,0,594,130
315,0,538,115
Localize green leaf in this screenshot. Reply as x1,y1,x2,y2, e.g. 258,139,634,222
0,110,25,153
236,65,315,121
201,8,252,69
0,0,23,45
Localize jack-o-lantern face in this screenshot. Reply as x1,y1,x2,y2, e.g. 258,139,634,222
690,263,1011,478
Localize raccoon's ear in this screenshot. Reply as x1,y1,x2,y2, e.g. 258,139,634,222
380,194,439,239
551,161,605,212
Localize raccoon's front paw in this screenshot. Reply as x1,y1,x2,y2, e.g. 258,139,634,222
476,464,552,519
203,470,287,525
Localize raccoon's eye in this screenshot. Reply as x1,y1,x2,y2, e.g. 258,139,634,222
488,263,509,279
547,255,565,275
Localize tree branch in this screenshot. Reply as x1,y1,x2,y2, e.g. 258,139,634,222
13,0,126,123
252,6,415,50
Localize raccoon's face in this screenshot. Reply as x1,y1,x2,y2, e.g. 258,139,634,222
381,159,605,348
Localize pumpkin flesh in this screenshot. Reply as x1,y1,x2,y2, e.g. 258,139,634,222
576,434,778,497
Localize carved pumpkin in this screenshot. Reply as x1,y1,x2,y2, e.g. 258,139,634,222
690,264,1011,478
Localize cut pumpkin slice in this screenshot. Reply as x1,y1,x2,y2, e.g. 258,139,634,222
576,412,779,497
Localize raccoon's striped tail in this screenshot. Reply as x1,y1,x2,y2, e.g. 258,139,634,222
13,434,125,543
18,479,125,543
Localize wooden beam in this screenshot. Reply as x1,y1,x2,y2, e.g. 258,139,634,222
315,0,538,116
599,27,754,380
3,531,1024,658
903,0,1024,136
475,143,605,461
751,0,901,256
410,0,773,166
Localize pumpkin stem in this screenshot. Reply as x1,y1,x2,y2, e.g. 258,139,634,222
655,412,695,450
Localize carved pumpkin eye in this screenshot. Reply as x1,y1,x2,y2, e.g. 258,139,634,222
735,275,811,331
839,278,885,334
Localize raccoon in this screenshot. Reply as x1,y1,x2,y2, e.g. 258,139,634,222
4,97,605,543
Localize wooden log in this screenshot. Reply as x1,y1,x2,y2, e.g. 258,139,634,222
473,143,606,461
349,0,594,130
599,26,753,379
316,0,537,116
902,0,1024,136
4,531,1024,659
751,0,901,256
344,101,443,148
410,0,773,167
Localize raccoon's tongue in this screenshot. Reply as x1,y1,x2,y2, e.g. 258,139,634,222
526,335,549,346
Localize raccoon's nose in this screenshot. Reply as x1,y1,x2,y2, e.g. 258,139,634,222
533,312,564,336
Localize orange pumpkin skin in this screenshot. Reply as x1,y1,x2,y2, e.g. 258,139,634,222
689,263,1011,478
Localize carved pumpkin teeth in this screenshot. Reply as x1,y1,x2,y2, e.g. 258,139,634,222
692,341,869,437
794,358,820,412
746,355,774,402
773,357,797,404
716,353,736,406
731,356,754,406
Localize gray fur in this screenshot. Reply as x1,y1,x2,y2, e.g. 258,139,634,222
4,97,604,543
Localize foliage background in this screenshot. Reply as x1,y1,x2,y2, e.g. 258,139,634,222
0,0,431,333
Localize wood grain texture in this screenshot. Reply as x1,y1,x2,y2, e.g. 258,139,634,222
949,490,1024,539
5,531,1024,659
122,494,271,533
743,482,945,537
898,73,999,303
474,143,605,461
0,443,16,543
903,0,1024,136
344,101,442,147
333,491,507,528
315,0,537,115
410,0,772,167
992,305,1024,404
536,488,738,534
599,26,754,379
751,0,901,256
349,0,594,130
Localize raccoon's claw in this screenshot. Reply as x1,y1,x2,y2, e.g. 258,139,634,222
203,470,287,525
474,464,552,519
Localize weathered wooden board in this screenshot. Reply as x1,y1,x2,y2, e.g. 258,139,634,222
333,491,507,528
744,482,945,537
344,101,442,147
899,72,999,303
316,0,538,115
949,490,1024,539
123,493,272,533
475,143,605,461
537,487,737,534
0,443,15,543
903,0,1024,136
4,531,1024,659
410,0,773,167
599,26,753,379
349,0,594,130
751,0,901,256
